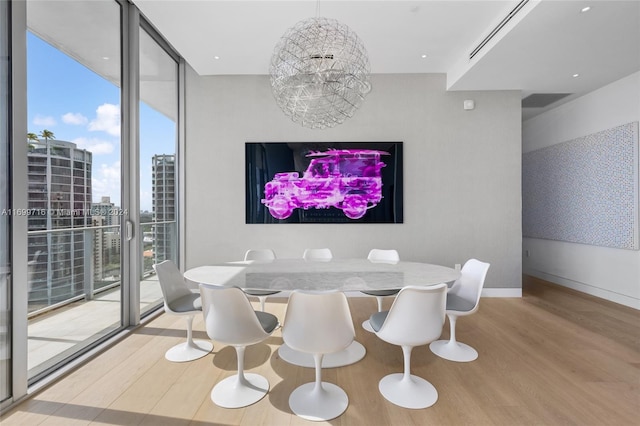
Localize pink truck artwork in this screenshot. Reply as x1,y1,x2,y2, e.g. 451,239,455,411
261,149,389,220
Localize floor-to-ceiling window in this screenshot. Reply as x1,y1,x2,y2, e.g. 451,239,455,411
139,25,179,316
1,0,11,404
25,0,124,381
2,1,182,402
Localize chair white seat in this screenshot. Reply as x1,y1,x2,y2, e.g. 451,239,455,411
283,290,355,421
153,260,213,362
429,259,491,363
361,249,401,332
200,284,279,408
370,284,447,409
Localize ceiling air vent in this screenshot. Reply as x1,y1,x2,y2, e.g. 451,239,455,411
522,93,572,108
470,0,530,60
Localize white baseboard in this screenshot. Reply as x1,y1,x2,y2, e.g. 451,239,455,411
481,288,522,297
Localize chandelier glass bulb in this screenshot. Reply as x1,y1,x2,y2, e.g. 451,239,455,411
270,17,372,129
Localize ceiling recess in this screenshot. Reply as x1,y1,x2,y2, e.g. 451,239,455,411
521,93,572,108
469,0,530,60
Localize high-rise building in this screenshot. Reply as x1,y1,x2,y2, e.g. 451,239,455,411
27,139,92,310
92,196,121,227
91,196,121,283
151,154,176,265
92,216,105,281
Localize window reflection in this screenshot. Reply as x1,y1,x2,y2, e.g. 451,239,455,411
139,27,178,316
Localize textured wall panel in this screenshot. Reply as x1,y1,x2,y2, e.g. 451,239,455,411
523,121,639,250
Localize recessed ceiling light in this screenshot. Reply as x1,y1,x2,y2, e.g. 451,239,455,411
102,56,109,60
421,54,427,59
214,56,220,60
572,73,580,78
581,6,591,13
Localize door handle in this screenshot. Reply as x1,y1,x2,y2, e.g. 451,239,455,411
126,220,134,241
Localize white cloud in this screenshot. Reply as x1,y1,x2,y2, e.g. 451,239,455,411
89,103,121,136
92,161,122,206
33,115,56,127
62,112,88,125
72,137,115,155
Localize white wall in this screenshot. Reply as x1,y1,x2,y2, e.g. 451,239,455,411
522,72,640,308
184,70,522,292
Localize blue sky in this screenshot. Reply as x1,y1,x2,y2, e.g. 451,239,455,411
27,32,175,212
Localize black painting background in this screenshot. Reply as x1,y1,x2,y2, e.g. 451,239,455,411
245,142,403,224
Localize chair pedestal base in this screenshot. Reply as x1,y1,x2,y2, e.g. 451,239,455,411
378,373,438,409
165,340,213,362
289,382,348,421
211,373,269,408
429,339,478,362
278,341,366,368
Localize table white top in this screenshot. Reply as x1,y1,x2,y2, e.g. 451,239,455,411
184,259,459,292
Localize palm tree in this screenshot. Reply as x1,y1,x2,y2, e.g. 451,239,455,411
27,132,38,151
39,129,55,147
38,128,55,158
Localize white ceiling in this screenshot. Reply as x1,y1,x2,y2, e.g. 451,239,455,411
132,0,640,120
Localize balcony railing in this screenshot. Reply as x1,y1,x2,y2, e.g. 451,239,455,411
26,220,176,317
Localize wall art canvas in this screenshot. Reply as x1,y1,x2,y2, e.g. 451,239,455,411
246,142,403,223
522,121,639,250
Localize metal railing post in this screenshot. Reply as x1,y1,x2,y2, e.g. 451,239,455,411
83,228,94,300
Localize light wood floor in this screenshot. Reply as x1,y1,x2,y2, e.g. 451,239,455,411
2,276,639,425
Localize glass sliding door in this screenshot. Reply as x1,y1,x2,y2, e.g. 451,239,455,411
3,0,182,402
0,0,11,403
25,0,123,381
138,25,179,316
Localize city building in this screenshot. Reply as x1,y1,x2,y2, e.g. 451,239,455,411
26,139,92,312
91,215,104,281
91,196,121,227
91,197,121,284
151,154,176,265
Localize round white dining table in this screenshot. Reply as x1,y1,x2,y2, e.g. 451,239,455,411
184,258,460,368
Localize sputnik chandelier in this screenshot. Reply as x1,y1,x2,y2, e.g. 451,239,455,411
269,15,372,129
